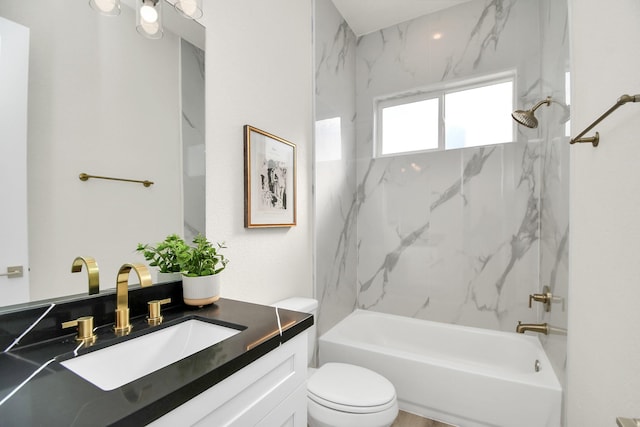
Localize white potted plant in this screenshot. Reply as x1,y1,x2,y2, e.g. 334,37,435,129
136,234,186,283
178,234,229,306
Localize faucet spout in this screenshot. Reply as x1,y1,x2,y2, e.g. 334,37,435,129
71,256,100,295
114,263,152,336
516,322,549,335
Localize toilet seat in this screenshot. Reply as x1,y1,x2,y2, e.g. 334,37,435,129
308,363,397,414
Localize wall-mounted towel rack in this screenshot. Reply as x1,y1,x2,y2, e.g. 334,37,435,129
79,173,154,188
0,266,23,278
571,94,640,147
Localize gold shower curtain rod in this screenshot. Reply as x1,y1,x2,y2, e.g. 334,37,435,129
571,94,640,147
79,173,154,188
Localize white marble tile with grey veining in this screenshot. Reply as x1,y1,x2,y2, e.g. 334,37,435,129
314,0,359,336
314,0,569,385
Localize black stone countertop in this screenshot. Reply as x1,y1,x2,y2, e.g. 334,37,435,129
0,282,313,426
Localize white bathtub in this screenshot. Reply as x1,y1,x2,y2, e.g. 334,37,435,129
318,310,561,427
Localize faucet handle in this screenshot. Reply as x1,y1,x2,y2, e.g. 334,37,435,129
147,298,171,326
62,316,97,347
528,285,553,312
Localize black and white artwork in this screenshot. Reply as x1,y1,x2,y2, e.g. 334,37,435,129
244,125,296,227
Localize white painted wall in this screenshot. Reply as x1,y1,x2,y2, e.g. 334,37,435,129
203,0,314,304
567,0,640,425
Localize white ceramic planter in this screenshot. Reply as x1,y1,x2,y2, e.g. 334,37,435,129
182,274,221,306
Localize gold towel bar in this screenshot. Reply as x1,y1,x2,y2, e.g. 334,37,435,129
79,173,154,187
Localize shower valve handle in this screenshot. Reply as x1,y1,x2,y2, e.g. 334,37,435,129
528,286,553,312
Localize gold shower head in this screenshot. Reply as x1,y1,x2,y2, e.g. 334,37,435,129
512,96,552,128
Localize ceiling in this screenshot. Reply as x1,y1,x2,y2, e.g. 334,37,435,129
331,0,473,36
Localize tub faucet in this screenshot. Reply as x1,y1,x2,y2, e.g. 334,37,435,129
114,263,152,336
71,256,100,295
516,321,549,335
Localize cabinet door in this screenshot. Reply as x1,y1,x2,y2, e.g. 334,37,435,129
150,331,307,427
256,382,307,427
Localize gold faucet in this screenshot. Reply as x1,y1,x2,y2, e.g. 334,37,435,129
114,263,152,336
71,256,100,295
516,321,549,335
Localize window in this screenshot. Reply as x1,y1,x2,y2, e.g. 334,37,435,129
380,98,439,155
375,74,515,156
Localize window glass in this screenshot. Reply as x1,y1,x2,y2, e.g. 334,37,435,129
444,81,513,149
375,74,515,156
381,98,439,155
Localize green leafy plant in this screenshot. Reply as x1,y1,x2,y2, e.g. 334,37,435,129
178,234,229,277
136,234,188,273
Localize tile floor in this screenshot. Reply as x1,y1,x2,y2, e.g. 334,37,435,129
392,411,455,427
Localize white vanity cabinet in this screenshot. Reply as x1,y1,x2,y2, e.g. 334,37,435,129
149,331,308,427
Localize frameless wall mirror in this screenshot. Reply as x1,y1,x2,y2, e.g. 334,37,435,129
0,0,205,308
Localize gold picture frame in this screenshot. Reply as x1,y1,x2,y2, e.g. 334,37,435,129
244,125,297,228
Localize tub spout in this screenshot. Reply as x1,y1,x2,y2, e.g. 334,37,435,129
516,321,549,335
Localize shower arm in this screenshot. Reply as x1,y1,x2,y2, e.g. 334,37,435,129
530,97,552,112
571,94,640,147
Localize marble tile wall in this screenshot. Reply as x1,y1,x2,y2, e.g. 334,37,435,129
314,0,568,387
314,0,358,336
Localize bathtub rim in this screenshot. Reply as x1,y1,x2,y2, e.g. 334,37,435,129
319,309,562,391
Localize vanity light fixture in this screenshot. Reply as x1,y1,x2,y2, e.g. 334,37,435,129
174,0,203,19
90,0,204,40
136,0,164,40
89,0,121,16
140,0,159,22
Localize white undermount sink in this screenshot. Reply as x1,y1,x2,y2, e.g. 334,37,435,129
61,318,240,391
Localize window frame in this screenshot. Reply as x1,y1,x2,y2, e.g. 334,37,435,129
374,70,517,158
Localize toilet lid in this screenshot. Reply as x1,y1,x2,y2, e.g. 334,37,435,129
308,363,396,413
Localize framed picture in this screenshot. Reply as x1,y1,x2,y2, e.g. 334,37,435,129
244,125,297,228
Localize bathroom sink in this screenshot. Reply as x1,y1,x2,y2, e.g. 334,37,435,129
61,318,240,391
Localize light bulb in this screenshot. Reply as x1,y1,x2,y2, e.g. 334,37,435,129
140,19,160,35
89,0,120,16
93,0,116,12
140,1,158,23
178,1,197,17
175,0,202,19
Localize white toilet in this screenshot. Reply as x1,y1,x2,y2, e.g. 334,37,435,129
272,298,398,427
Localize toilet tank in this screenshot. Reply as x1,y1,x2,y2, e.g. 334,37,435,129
271,297,317,366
